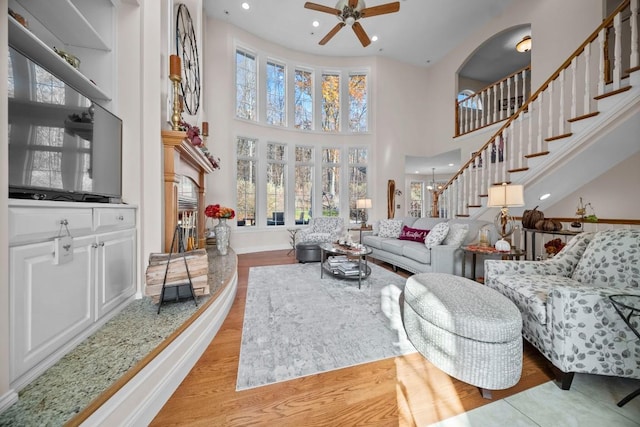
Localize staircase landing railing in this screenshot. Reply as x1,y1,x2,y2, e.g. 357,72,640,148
434,0,639,219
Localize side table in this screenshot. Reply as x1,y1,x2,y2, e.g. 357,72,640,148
349,225,373,243
609,294,640,407
461,245,526,282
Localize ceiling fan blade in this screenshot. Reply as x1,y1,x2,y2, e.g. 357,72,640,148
352,22,370,47
319,22,346,45
304,2,341,15
361,2,400,18
349,0,358,8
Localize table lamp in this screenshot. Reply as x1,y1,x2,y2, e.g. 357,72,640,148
487,183,524,251
356,198,372,228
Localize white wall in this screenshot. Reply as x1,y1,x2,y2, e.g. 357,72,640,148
544,151,640,220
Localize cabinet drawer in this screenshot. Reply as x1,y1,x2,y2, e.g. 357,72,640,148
93,207,136,232
9,207,93,245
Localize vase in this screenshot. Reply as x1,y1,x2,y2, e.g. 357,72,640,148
214,218,231,255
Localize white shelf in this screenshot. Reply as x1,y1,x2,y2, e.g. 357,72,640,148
8,17,111,102
15,0,110,51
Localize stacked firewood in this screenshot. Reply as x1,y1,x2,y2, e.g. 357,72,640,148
145,249,209,303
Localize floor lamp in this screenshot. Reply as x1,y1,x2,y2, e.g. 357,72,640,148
487,183,524,251
356,198,372,228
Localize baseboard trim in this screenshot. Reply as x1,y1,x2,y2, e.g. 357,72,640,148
0,390,19,414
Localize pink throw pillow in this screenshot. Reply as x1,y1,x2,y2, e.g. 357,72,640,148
398,225,429,243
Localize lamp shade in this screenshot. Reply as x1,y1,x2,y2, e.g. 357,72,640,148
487,184,524,207
356,198,372,209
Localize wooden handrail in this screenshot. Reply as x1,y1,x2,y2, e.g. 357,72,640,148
457,65,531,105
439,0,631,198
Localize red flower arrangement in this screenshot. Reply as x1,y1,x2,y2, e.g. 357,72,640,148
205,204,235,219
179,121,221,170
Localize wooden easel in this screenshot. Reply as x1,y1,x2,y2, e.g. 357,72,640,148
158,222,198,314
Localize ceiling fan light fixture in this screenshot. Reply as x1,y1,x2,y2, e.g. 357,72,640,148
516,35,532,53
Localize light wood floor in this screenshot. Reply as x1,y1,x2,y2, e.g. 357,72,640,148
151,250,554,426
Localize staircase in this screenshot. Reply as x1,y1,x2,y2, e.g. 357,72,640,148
436,0,640,220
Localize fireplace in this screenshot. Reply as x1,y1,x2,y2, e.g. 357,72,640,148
162,130,214,252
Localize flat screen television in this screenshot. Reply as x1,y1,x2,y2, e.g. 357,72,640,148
8,46,123,203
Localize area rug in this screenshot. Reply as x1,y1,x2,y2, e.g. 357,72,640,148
236,262,416,391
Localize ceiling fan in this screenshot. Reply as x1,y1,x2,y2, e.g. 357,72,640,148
304,0,400,47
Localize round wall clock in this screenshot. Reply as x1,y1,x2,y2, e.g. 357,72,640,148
176,3,201,115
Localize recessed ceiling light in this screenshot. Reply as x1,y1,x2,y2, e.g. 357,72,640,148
371,35,378,42
241,2,250,10
312,20,320,27
448,163,454,167
539,193,551,200
415,170,419,174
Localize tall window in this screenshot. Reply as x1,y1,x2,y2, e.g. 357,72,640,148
295,146,313,224
35,64,66,104
457,89,482,110
266,61,285,126
348,74,367,132
266,142,286,226
321,73,340,132
348,148,368,224
7,51,14,98
236,137,257,227
236,49,257,120
294,69,313,130
409,181,424,218
322,148,340,216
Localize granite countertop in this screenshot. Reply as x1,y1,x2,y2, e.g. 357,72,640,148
0,247,236,427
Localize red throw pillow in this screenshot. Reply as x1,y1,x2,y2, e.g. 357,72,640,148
398,225,429,243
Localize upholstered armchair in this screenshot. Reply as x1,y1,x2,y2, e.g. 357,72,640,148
485,228,640,390
296,217,345,244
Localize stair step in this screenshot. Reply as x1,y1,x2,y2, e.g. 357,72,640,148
545,132,573,142
627,65,640,74
594,85,632,100
479,194,488,198
525,151,550,159
468,205,482,208
508,167,529,173
456,214,470,218
568,111,600,123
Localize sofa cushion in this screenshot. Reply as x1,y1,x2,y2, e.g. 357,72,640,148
361,234,386,249
495,274,585,326
378,219,404,238
398,225,429,243
402,241,432,264
442,223,469,247
380,238,406,256
571,229,640,289
425,222,449,249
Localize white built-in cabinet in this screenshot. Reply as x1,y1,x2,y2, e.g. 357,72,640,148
8,0,116,107
8,201,136,390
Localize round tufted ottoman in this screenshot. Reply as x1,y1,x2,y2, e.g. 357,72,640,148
403,272,522,398
295,242,322,263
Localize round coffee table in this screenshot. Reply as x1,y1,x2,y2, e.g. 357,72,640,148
318,242,373,289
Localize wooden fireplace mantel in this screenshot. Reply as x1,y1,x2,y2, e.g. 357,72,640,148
162,130,215,252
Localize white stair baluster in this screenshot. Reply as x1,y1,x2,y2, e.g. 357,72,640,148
613,12,622,90
584,42,592,114
598,28,606,95
631,0,639,69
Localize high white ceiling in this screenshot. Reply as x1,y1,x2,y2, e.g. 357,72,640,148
204,0,517,68
203,0,529,176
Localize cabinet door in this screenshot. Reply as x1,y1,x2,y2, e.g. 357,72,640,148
95,229,136,318
9,235,94,382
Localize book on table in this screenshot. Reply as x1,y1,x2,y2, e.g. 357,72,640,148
336,261,361,275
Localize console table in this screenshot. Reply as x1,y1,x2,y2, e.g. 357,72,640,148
523,228,580,260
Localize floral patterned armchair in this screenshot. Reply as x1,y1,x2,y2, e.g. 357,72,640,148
485,228,640,390
296,217,345,244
